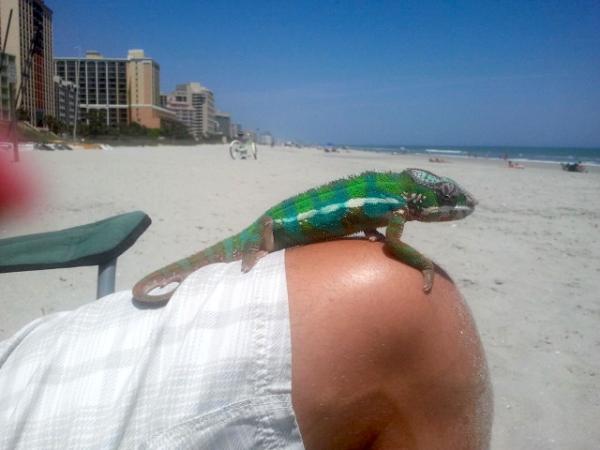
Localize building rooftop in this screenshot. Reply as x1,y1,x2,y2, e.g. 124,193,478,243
85,50,103,59
127,49,146,59
55,49,153,62
175,82,212,94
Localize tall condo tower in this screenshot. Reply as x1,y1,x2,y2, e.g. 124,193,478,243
54,49,174,129
165,82,216,139
126,49,171,128
54,51,128,128
0,0,54,126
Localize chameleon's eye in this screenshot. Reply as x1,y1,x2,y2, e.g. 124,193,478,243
437,182,457,204
440,182,455,196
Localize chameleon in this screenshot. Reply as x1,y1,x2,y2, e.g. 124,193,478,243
132,169,477,304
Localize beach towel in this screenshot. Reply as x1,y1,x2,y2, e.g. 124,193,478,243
0,250,304,449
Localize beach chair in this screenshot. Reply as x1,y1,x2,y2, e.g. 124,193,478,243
0,211,151,299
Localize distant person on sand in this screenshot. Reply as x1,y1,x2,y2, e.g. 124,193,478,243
507,160,524,169
561,161,586,172
0,240,492,449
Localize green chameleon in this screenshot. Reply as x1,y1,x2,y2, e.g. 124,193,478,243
133,169,477,303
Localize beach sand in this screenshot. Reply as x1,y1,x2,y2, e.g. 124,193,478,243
1,144,599,449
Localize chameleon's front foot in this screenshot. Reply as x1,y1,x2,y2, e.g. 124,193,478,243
386,210,435,294
422,266,434,293
385,238,436,293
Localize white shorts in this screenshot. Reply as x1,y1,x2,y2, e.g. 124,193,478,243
0,250,304,449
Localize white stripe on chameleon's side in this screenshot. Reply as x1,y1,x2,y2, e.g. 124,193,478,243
274,197,402,224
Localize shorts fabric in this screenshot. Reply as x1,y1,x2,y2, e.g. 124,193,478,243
0,250,304,449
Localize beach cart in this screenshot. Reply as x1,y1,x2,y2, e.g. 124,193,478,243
229,140,258,160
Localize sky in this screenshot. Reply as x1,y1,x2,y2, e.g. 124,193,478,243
50,0,600,147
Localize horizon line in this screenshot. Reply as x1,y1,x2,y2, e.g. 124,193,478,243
332,143,600,150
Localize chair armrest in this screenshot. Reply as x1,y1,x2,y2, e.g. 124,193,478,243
0,211,151,273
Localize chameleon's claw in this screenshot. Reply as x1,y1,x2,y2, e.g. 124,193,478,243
364,229,386,242
422,268,434,293
241,250,269,272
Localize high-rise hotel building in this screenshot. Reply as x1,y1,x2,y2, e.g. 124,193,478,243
126,49,172,128
53,75,77,128
55,50,128,127
54,49,174,129
0,0,54,126
164,82,216,139
0,52,16,120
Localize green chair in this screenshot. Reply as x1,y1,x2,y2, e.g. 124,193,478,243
0,211,151,298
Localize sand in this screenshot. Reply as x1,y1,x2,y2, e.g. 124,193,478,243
1,144,599,449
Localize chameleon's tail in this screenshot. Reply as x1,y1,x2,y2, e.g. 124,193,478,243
132,219,268,304
131,257,203,304
131,270,183,304
131,239,236,304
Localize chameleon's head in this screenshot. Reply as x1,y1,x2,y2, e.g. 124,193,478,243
402,168,477,222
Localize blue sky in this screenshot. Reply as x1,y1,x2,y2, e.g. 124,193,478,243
51,0,599,147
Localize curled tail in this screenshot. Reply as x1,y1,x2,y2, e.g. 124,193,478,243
132,238,238,304
132,217,273,304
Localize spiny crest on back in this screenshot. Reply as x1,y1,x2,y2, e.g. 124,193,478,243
276,171,403,209
357,170,404,184
405,168,445,187
311,170,404,193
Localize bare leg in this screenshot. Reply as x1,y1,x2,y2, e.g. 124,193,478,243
287,240,493,450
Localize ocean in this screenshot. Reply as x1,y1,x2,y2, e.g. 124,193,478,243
346,145,600,166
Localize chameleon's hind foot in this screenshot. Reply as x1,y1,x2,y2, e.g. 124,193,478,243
364,229,386,242
241,250,269,272
240,216,274,272
261,216,275,251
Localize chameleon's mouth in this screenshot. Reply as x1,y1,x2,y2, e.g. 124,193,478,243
419,205,475,222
